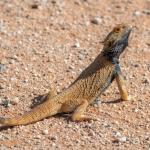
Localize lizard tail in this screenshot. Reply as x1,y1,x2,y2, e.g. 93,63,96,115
0,99,61,126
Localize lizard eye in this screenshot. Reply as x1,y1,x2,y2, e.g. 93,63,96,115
114,27,121,33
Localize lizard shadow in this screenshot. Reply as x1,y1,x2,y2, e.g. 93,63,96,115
0,126,13,131
91,98,124,106
30,94,47,109
102,99,123,104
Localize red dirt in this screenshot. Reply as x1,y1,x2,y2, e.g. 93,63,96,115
0,0,150,149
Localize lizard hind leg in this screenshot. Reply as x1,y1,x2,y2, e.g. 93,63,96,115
71,100,99,122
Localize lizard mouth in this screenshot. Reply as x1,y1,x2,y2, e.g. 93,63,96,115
124,27,132,39
119,26,132,44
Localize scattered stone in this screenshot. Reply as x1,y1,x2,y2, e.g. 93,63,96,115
31,4,39,9
0,99,11,108
51,0,56,4
113,131,121,137
103,123,111,128
10,77,17,81
52,143,56,147
133,11,141,16
42,129,49,135
85,21,90,26
0,64,6,73
118,136,127,142
78,53,85,60
133,63,140,68
0,85,3,89
50,136,57,141
134,108,139,112
113,136,127,143
0,20,5,32
143,9,150,15
22,79,28,83
132,137,140,144
73,41,80,48
91,98,102,107
35,135,42,139
67,124,73,128
68,65,75,70
142,78,150,84
11,97,19,105
88,130,96,136
91,16,102,25
112,131,127,143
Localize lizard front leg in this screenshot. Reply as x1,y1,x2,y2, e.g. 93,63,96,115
115,70,130,101
71,100,99,122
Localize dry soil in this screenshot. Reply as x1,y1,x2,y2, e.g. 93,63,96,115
0,0,150,149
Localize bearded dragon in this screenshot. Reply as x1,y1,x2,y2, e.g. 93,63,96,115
0,24,132,126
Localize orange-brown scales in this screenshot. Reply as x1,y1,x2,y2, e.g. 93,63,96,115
0,24,132,127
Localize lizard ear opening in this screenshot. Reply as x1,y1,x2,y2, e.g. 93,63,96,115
108,40,115,47
100,38,112,45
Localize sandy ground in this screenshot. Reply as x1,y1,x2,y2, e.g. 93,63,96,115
0,0,150,149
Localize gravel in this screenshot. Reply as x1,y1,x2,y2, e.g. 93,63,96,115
42,129,49,135
0,0,149,149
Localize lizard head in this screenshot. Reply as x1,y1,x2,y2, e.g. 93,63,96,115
102,24,132,62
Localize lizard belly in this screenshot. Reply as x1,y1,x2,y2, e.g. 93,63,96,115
60,98,82,113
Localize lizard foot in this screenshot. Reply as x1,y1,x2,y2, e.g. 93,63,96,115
71,113,100,122
121,95,133,101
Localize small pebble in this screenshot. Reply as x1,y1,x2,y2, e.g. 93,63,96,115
113,131,121,137
52,143,56,147
134,63,140,67
143,9,150,15
0,64,6,73
91,99,102,107
31,4,39,9
134,108,139,112
132,137,140,144
133,11,141,16
78,54,85,60
118,136,127,142
1,99,11,108
142,78,149,84
42,129,49,135
68,65,75,70
88,130,96,136
91,17,102,25
11,97,19,105
50,136,57,141
73,42,80,48
112,131,127,143
22,79,28,83
36,135,42,139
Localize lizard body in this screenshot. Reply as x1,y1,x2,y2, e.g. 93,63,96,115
0,24,132,126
